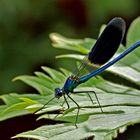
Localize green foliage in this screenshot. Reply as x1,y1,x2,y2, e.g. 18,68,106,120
0,0,139,93
51,17,140,86
0,17,140,139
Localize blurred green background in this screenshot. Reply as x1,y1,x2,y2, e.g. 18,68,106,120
0,0,140,93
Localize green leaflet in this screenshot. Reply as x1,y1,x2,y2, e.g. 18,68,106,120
1,17,140,140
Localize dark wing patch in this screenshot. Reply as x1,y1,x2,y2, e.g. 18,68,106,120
88,17,126,65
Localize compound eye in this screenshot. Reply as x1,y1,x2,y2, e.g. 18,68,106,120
55,88,63,98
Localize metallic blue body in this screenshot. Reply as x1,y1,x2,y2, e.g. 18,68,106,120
36,17,140,128
63,76,79,93
79,41,140,83
55,41,140,97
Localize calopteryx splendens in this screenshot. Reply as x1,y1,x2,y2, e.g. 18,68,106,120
35,17,140,128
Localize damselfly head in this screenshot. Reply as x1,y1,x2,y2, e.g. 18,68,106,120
55,88,63,98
